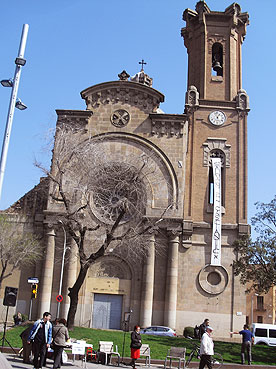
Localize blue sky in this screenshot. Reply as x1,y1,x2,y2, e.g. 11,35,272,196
0,0,275,230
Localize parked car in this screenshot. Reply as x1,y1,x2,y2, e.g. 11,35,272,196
251,323,276,346
141,326,176,337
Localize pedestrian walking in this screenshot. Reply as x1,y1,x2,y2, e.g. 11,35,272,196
130,325,142,369
231,324,254,365
27,312,52,369
199,326,214,369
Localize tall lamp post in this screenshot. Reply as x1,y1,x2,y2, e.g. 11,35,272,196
57,220,70,318
0,24,29,202
251,293,259,324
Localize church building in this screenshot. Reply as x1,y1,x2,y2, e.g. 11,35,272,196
2,1,250,339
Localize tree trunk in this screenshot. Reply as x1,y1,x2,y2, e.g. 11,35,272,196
67,263,90,328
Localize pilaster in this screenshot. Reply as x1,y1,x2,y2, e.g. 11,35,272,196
37,227,55,317
140,233,155,327
164,230,180,329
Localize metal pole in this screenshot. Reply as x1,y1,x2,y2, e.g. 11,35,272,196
1,306,9,350
29,298,33,321
251,294,253,324
57,220,67,318
0,24,29,202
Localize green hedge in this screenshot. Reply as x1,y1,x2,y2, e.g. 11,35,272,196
183,326,194,338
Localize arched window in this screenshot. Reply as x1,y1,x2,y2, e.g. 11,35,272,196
212,43,223,77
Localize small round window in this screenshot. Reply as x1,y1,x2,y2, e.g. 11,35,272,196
207,271,221,286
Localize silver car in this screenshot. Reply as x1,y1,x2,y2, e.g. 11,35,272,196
141,326,176,337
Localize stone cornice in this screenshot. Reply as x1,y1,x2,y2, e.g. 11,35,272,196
80,81,164,113
182,3,249,47
56,110,93,133
149,113,188,137
198,99,236,109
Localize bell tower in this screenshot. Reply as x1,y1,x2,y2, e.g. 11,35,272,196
181,1,250,225
182,1,249,101
179,1,250,337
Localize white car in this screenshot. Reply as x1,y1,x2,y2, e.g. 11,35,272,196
141,326,176,337
252,323,276,346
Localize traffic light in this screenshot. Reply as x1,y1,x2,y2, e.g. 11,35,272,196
31,284,38,299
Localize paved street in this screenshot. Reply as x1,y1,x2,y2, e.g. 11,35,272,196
2,353,276,369
0,354,156,369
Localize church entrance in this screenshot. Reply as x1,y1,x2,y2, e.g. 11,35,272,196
92,294,123,330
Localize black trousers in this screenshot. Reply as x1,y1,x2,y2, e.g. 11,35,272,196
199,354,212,369
32,341,47,368
53,345,64,369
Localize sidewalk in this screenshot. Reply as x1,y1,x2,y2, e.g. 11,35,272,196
1,353,159,369
3,352,276,369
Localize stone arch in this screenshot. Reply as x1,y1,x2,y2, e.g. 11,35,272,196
91,132,179,210
88,254,132,280
203,138,231,168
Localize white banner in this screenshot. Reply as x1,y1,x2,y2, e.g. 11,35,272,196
211,158,222,266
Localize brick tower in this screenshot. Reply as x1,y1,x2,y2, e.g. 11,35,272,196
178,1,250,336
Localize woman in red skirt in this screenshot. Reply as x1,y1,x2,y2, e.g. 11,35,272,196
130,325,142,369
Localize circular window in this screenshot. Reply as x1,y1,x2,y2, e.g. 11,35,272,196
207,271,221,286
198,264,228,295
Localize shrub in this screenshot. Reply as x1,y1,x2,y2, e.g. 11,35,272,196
183,326,194,338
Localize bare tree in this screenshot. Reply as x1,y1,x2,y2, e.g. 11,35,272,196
36,123,173,327
0,214,42,290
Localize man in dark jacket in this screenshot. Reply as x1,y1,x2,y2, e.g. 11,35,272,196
27,312,52,369
199,318,210,339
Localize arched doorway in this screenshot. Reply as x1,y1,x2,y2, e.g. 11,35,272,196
88,255,132,330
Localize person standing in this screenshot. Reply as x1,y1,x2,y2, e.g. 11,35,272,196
130,325,142,369
20,325,33,364
199,326,214,369
27,312,52,369
52,318,70,369
231,324,254,365
199,318,210,339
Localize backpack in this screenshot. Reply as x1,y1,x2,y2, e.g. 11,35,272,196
194,325,200,339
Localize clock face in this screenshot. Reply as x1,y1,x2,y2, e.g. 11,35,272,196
209,110,226,126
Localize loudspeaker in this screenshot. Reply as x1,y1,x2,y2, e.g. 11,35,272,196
3,286,18,307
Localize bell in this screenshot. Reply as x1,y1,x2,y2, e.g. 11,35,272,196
213,61,222,72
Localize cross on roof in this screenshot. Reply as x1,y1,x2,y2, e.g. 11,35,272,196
139,59,147,71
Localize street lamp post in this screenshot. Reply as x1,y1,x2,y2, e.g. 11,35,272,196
57,220,70,318
251,293,259,324
251,294,254,324
0,24,29,202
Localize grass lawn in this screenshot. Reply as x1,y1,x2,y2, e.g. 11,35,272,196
4,325,276,366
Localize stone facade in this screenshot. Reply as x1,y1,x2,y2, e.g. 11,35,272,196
246,287,276,325
0,1,250,339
